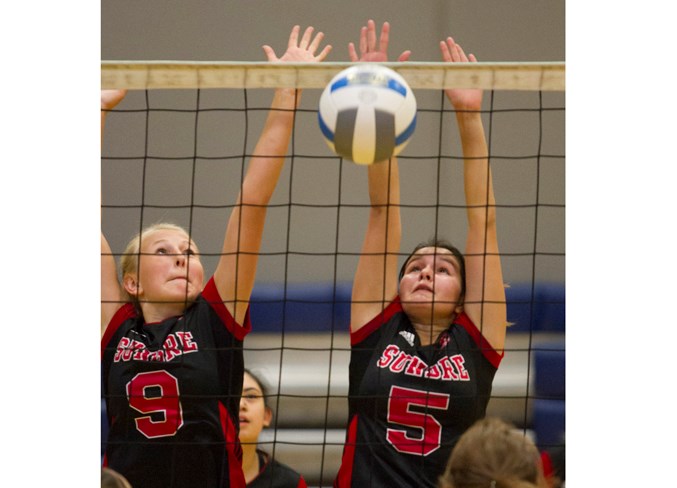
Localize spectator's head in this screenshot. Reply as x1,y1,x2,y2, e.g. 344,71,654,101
102,467,132,488
239,369,273,446
439,417,547,488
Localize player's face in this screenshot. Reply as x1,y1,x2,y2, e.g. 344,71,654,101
399,247,463,321
239,372,271,445
135,229,204,306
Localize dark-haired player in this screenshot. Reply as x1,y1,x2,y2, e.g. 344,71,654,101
334,21,507,488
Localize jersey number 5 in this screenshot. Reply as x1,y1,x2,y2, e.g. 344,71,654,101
386,385,450,456
126,370,184,439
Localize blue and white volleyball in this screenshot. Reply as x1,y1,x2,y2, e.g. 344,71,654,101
318,65,417,165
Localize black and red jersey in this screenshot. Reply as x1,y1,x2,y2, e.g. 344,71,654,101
101,277,250,488
247,450,307,488
335,297,503,488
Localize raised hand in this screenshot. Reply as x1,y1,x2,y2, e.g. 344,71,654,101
262,25,332,63
101,89,127,143
439,37,482,112
101,89,127,111
348,19,411,63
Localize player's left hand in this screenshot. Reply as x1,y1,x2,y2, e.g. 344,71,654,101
440,37,482,112
263,25,332,63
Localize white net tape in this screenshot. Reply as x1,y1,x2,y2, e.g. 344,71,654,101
101,61,565,91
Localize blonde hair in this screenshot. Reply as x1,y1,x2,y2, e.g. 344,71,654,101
119,222,196,305
101,467,133,488
439,417,547,488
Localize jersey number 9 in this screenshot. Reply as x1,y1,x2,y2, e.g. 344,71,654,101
126,370,185,439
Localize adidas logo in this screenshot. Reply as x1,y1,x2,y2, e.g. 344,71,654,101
399,330,415,347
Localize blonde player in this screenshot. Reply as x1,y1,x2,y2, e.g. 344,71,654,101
101,26,331,488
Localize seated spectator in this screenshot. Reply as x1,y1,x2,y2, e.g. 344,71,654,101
240,369,308,488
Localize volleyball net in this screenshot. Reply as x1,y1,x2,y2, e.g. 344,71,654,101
101,61,565,487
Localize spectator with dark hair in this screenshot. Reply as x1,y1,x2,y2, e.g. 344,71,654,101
240,369,307,488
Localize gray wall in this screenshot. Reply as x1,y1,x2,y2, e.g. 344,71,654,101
102,1,564,62
101,0,565,286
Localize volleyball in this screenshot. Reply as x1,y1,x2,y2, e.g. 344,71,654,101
318,64,417,165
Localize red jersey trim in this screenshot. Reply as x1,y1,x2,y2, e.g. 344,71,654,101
334,416,359,488
350,297,403,346
249,451,308,488
455,312,504,369
100,277,251,356
201,277,252,341
540,450,554,479
219,401,246,488
101,303,136,359
348,298,503,368
248,451,270,486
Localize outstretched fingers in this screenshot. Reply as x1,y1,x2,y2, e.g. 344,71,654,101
314,42,332,62
359,25,368,55
397,50,412,62
261,44,276,61
351,20,404,63
308,31,328,56
378,21,390,53
440,36,482,110
453,40,471,63
441,37,476,64
264,25,332,62
348,42,358,62
298,25,314,49
287,25,301,50
440,39,452,62
367,19,378,52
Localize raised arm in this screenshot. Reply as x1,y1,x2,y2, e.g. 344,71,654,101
441,37,507,351
101,89,128,336
214,26,331,325
350,20,410,331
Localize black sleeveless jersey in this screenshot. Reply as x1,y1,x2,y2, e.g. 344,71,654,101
247,450,307,488
334,297,503,488
101,277,250,488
